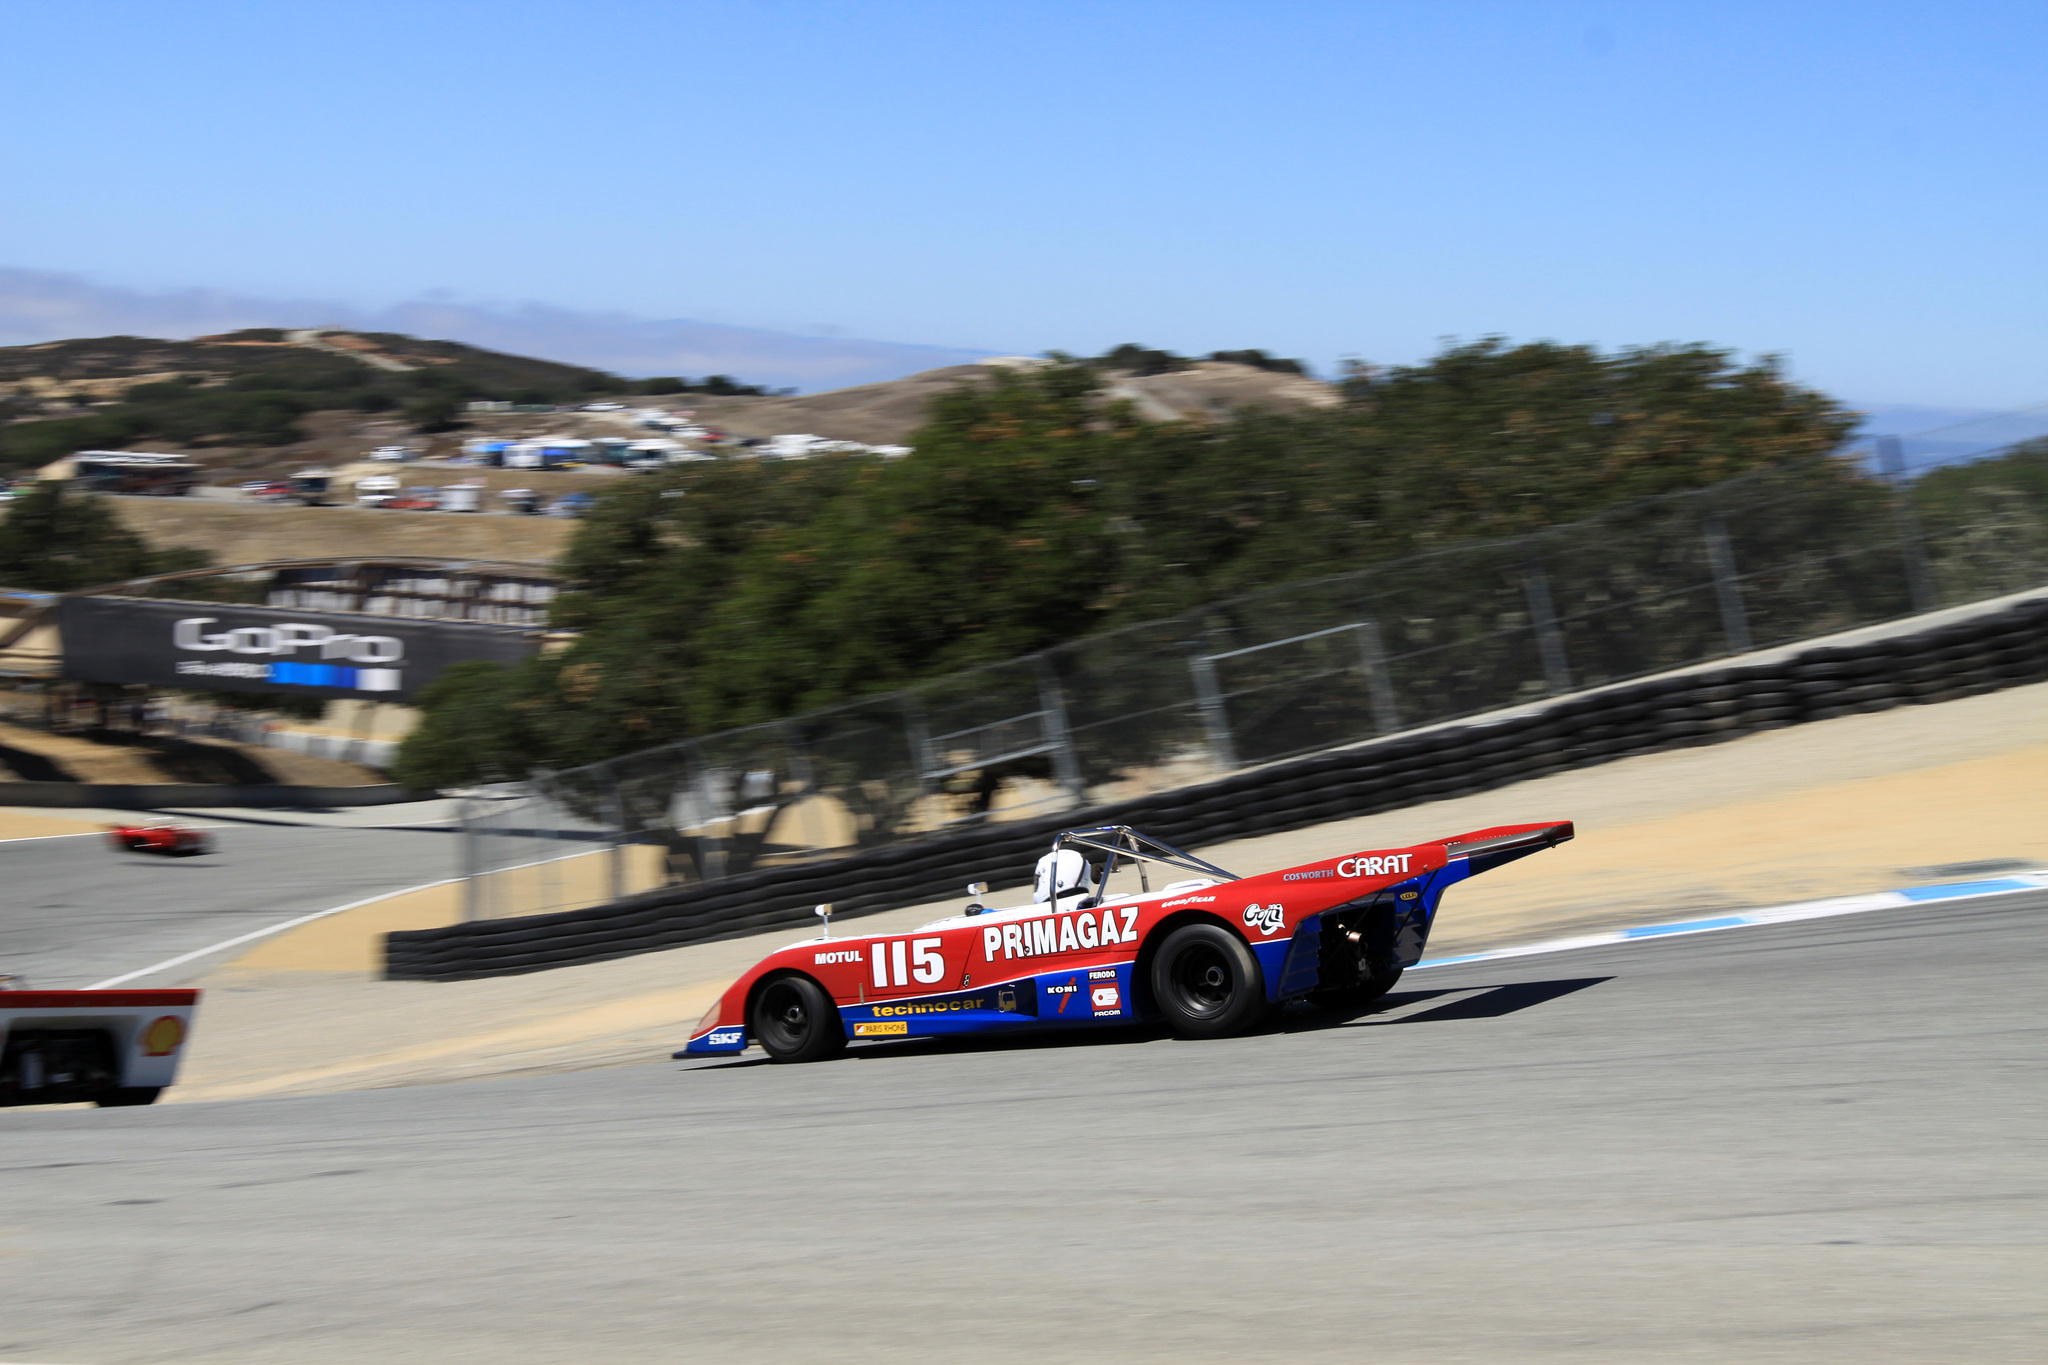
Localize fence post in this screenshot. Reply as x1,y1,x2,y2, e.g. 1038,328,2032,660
901,695,935,795
1188,650,1238,771
1353,619,1401,735
605,778,625,903
1702,512,1754,655
1031,655,1084,804
1520,555,1573,695
460,794,483,921
1878,435,1938,613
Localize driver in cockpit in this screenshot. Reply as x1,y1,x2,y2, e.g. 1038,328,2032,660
1032,847,1095,911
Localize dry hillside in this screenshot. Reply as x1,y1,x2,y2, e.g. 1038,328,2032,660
681,358,1340,444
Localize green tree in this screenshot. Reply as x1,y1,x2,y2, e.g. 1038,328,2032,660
0,481,210,590
395,341,1861,787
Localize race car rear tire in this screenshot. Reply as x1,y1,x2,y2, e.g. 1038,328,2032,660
96,1087,162,1107
750,975,847,1064
1150,923,1267,1040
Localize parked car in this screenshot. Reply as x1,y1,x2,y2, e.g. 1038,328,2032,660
384,488,442,511
549,491,595,517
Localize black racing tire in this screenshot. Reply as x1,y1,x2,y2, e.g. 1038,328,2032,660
749,975,846,1064
1308,967,1405,1011
96,1087,162,1107
1149,923,1268,1040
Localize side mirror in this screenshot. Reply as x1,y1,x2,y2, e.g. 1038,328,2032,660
964,882,989,917
814,902,833,937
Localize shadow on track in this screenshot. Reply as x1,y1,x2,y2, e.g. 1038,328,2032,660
677,976,1613,1072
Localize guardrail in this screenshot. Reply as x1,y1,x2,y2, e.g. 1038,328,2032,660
0,782,431,810
384,591,2048,980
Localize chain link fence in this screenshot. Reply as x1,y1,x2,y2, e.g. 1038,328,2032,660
459,456,2048,919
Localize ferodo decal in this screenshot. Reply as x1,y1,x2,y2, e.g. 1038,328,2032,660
139,1016,185,1056
1337,853,1415,879
981,906,1140,962
1242,903,1286,935
855,1021,909,1037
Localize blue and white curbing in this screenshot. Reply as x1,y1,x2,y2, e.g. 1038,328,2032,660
1415,871,2048,972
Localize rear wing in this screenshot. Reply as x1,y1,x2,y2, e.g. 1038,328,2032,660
1440,821,1574,875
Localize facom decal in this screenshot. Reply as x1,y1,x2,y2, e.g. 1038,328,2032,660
1092,984,1123,1015
1336,853,1416,879
982,905,1138,963
1243,903,1286,935
814,948,864,965
854,1021,909,1036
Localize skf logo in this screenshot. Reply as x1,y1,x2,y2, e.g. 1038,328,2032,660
1243,903,1285,935
707,1028,743,1047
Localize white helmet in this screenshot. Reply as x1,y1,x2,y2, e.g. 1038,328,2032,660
1032,848,1092,905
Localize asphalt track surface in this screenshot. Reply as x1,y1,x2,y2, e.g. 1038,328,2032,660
3,892,2041,1364
0,816,458,988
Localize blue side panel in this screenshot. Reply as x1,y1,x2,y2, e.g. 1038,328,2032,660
1276,914,1324,999
1036,963,1133,1023
1251,938,1293,1000
840,966,1139,1040
684,1025,746,1054
1392,862,1475,968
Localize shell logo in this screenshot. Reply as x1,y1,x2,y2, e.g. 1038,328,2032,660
140,1015,186,1056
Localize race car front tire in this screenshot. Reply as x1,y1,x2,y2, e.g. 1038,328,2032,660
750,975,847,1064
1150,923,1268,1040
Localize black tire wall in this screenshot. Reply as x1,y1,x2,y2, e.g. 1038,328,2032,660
385,596,2048,981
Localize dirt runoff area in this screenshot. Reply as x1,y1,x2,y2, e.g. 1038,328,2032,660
167,682,2048,1103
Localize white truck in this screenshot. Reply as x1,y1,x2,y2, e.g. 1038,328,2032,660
0,985,200,1107
354,474,402,507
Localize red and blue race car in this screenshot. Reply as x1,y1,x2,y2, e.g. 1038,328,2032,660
682,819,1573,1062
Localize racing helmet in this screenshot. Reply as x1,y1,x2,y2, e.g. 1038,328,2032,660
1032,848,1093,906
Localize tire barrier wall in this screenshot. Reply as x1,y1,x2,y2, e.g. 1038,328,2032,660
0,782,433,810
385,595,2048,981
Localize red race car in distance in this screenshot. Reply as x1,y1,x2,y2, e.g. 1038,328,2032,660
107,823,212,856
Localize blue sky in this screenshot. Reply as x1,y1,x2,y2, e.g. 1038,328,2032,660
2,1,2043,448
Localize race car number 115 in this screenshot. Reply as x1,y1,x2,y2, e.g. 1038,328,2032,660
870,938,945,988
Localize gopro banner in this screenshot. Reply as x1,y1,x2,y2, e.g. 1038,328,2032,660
58,596,538,702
